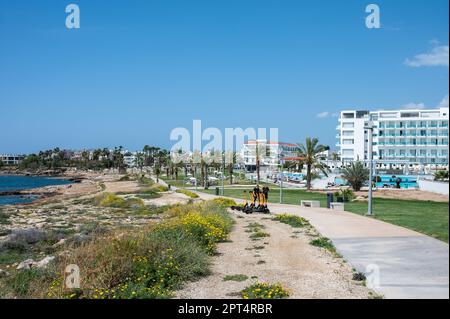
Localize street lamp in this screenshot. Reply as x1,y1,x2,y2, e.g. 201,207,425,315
365,118,375,216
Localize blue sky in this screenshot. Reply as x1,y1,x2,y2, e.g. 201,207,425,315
0,0,448,154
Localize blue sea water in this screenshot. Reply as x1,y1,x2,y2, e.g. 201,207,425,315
0,175,72,205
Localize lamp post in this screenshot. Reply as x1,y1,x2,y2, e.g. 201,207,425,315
365,119,375,216
221,152,225,196
279,161,284,204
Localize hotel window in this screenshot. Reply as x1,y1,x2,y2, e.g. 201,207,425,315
399,150,406,156
342,131,354,136
409,150,416,157
420,150,426,156
442,150,448,157
420,130,427,136
430,150,437,157
342,123,354,129
343,139,354,145
342,149,354,156
388,149,395,156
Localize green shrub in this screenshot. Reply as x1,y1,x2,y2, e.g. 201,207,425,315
223,274,248,282
333,188,355,202
6,269,54,298
211,197,237,208
273,214,310,228
0,210,11,225
93,193,145,209
94,193,127,208
249,231,270,239
125,197,145,208
175,189,199,198
241,283,289,299
150,184,169,192
10,200,232,299
309,237,337,254
135,190,161,199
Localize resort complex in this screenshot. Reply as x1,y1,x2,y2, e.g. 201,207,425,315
0,0,448,308
336,107,449,172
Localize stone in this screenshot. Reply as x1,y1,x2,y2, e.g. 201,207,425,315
17,259,37,270
16,256,55,270
0,269,10,278
36,256,55,268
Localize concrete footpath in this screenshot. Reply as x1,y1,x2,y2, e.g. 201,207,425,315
195,191,449,299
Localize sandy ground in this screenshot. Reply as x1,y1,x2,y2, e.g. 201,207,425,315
355,189,448,202
145,192,199,206
314,188,448,202
175,210,371,299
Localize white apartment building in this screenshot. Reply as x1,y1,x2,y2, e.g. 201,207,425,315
336,107,449,169
240,140,300,173
0,154,25,165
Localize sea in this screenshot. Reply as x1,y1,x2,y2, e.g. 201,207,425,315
0,175,73,205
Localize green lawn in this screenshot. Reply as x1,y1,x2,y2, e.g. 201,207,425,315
199,188,449,242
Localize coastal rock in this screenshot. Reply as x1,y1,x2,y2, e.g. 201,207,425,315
16,256,55,270
36,256,55,268
52,238,66,248
17,259,37,270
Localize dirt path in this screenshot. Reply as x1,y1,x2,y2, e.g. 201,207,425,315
175,210,371,299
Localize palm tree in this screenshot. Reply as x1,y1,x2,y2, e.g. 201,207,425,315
341,161,369,191
297,137,329,190
226,151,236,185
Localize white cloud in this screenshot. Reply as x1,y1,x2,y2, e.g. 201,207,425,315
316,112,329,118
438,95,449,108
401,102,426,110
405,45,449,67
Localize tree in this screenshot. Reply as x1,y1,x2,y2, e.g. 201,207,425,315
297,137,329,190
154,164,161,183
226,152,236,185
341,161,369,191
434,170,449,181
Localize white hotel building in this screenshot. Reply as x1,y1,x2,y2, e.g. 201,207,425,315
336,107,449,170
240,140,299,173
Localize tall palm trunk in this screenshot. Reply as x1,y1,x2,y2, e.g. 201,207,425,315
229,165,233,185
306,164,312,190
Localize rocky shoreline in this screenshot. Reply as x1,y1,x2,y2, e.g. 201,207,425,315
0,173,89,206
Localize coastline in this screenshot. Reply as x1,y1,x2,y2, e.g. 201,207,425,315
0,171,98,206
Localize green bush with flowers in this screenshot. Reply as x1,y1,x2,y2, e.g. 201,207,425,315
241,282,290,299
16,200,233,299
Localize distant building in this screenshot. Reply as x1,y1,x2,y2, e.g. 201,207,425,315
336,107,449,170
123,154,137,167
240,140,300,173
0,154,25,165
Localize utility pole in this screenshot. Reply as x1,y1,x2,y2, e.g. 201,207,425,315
365,118,375,216
221,152,225,196
279,162,283,204
256,141,260,184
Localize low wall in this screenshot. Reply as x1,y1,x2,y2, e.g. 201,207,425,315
418,179,449,195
